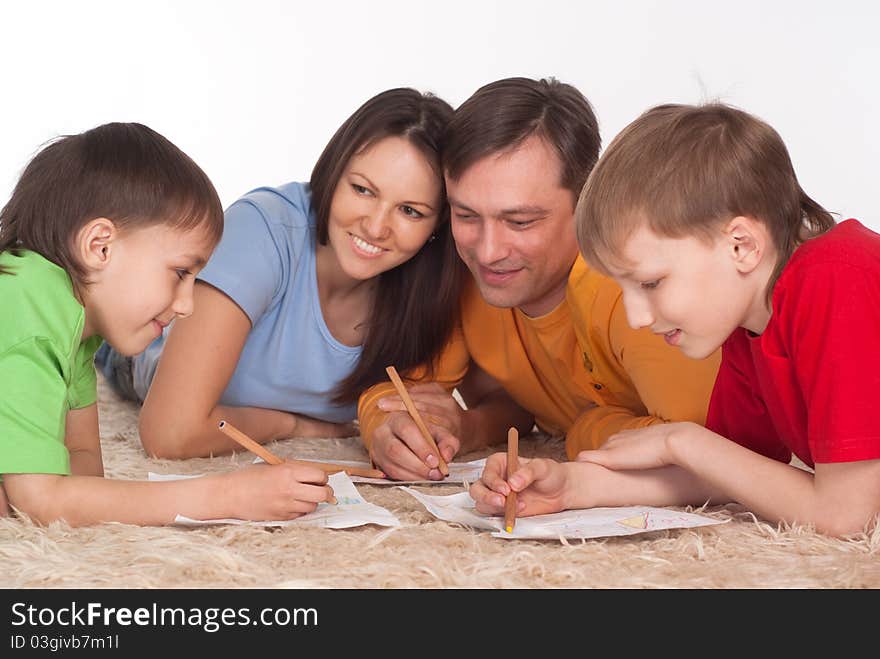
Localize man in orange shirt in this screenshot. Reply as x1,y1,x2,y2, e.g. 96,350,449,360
358,77,720,480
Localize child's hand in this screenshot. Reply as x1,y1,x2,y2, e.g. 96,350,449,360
469,453,572,517
226,463,336,521
577,422,697,470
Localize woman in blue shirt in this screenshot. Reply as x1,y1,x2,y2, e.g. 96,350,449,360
98,88,464,458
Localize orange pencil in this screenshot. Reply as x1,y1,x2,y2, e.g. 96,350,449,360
504,426,519,533
385,365,449,476
217,420,384,480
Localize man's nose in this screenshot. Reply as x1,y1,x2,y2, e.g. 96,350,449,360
473,219,511,265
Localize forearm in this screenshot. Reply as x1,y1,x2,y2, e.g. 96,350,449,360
140,402,296,459
668,425,852,533
459,393,534,453
565,406,660,459
4,473,232,527
563,461,725,510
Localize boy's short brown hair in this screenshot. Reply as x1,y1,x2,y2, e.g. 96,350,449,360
575,103,834,296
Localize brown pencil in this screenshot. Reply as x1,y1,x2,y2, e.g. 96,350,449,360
504,426,519,533
217,420,385,480
384,365,450,476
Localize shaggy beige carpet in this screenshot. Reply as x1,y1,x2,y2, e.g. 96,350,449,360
1,376,878,589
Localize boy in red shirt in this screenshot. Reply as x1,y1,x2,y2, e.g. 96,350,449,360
470,102,880,536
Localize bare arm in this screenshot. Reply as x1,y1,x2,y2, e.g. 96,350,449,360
2,463,335,527
65,404,103,477
579,422,880,536
456,362,534,453
139,282,349,459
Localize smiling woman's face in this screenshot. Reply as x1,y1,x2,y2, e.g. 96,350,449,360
326,135,441,281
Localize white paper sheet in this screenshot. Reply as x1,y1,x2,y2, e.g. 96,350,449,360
299,458,487,485
147,471,400,529
401,487,726,540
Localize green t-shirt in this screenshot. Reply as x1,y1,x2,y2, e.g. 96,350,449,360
0,249,103,476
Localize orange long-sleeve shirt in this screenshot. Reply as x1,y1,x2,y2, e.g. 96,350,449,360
358,256,720,459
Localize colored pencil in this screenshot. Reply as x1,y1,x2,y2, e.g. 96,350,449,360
504,426,519,533
384,365,449,476
217,420,385,479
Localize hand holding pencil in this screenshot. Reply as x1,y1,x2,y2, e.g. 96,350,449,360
384,366,450,477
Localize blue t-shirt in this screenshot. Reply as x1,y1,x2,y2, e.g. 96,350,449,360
133,182,362,423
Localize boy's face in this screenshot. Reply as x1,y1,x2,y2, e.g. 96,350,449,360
605,225,753,359
446,135,579,318
82,222,215,356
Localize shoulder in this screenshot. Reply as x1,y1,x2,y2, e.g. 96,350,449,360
230,182,314,230
566,255,623,325
0,250,83,354
781,220,880,280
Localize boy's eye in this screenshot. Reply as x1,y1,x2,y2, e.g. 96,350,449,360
640,279,661,290
453,212,475,221
400,205,424,219
508,220,536,230
175,269,191,281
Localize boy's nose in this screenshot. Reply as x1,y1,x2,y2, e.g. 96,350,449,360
623,294,654,330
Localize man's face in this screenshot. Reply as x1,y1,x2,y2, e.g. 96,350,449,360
446,135,578,317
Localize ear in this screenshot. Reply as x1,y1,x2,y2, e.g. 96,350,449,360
76,218,118,272
723,216,768,275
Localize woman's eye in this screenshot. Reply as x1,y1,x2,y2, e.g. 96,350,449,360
352,183,372,196
401,205,423,218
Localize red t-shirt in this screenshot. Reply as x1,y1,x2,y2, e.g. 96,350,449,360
707,219,880,468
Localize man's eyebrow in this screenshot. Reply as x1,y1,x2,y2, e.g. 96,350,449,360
447,200,549,218
498,205,548,217
448,197,477,214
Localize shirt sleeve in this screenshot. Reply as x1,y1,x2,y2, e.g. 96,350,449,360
197,198,285,325
784,262,880,462
706,329,792,463
357,325,470,454
0,338,70,475
565,295,721,459
68,335,102,410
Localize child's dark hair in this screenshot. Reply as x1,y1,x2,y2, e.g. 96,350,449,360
310,88,464,404
575,103,835,302
0,122,224,282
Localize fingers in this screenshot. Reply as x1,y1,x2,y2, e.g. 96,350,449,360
370,416,437,481
435,427,461,464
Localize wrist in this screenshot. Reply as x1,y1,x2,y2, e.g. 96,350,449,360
560,461,592,510
665,422,695,467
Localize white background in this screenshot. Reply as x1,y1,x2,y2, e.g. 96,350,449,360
2,1,878,230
